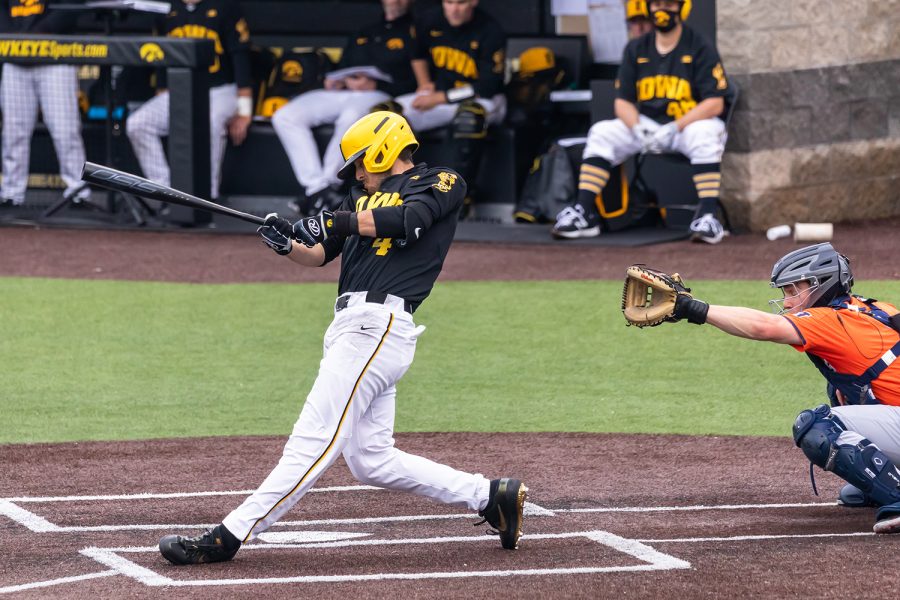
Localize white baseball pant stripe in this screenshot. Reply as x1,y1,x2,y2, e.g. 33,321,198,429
222,292,490,542
584,115,726,165
833,405,900,465
126,83,237,199
394,93,506,132
271,89,389,196
1,63,88,202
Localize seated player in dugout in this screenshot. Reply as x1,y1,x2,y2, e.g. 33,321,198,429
271,0,418,217
394,0,506,215
625,0,653,39
126,0,253,204
157,111,529,565
552,0,731,243
635,243,900,534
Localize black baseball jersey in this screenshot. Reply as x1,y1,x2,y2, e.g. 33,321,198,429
413,7,505,98
0,0,80,34
615,25,729,124
156,0,251,88
339,12,417,97
322,163,466,311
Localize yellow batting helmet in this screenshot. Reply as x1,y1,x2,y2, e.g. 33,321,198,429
338,111,419,180
646,0,692,21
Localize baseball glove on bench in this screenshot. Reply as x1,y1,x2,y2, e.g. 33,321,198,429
621,265,705,327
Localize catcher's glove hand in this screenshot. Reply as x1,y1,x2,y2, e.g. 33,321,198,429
621,265,708,327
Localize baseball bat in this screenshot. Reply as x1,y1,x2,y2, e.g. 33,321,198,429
81,162,266,226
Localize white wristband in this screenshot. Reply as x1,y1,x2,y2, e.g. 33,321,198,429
446,85,475,103
237,96,253,117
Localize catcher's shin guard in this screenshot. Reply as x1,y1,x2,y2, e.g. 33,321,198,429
793,404,900,506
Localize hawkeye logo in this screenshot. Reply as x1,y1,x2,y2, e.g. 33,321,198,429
433,171,457,192
386,37,404,50
11,0,44,18
139,43,164,63
281,60,303,83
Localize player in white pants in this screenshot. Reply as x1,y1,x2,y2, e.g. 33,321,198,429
158,111,528,566
552,0,732,243
127,84,239,200
272,0,418,215
272,88,389,212
0,64,90,208
126,0,253,204
395,92,505,132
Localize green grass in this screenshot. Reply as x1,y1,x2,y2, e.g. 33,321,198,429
2,277,899,443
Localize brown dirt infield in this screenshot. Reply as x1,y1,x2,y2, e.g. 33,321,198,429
2,221,900,597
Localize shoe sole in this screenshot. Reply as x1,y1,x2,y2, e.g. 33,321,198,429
552,226,600,239
690,230,727,245
874,514,900,534
500,482,528,550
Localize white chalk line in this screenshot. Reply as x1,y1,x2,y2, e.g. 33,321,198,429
0,500,60,532
80,530,691,586
639,531,875,543
557,501,837,514
3,484,381,504
0,570,117,594
97,528,880,555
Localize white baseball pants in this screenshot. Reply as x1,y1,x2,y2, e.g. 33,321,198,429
126,83,237,199
833,405,900,465
394,93,506,132
0,63,88,203
222,292,491,543
271,89,389,196
584,115,726,165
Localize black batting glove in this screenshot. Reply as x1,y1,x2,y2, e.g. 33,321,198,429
257,213,293,255
293,210,335,248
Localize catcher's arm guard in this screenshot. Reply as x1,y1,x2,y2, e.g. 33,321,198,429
621,265,693,327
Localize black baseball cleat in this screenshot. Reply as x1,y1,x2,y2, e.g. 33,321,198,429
159,524,240,565
475,478,528,549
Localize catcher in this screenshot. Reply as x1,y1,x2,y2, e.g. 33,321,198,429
622,243,900,534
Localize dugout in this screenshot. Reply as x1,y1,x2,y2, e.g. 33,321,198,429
6,1,595,225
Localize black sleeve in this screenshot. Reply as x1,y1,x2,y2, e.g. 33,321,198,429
34,0,80,33
473,22,506,98
222,1,252,88
336,30,362,69
692,37,729,101
370,171,465,243
615,42,637,103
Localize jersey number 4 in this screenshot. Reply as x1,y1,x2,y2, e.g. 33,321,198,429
372,238,393,256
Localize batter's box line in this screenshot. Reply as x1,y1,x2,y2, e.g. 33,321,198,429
80,531,691,586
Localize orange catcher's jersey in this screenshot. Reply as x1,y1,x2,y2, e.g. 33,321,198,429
784,297,900,406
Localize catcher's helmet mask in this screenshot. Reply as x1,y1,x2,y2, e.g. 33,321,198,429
769,243,853,314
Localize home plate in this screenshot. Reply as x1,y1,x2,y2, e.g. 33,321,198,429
257,531,372,544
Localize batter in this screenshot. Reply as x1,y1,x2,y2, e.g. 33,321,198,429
158,111,528,565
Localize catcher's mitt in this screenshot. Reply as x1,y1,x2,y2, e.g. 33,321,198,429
621,265,693,327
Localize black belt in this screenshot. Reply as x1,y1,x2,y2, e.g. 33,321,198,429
335,292,412,314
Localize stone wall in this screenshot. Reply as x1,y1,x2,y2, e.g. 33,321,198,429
714,0,900,231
